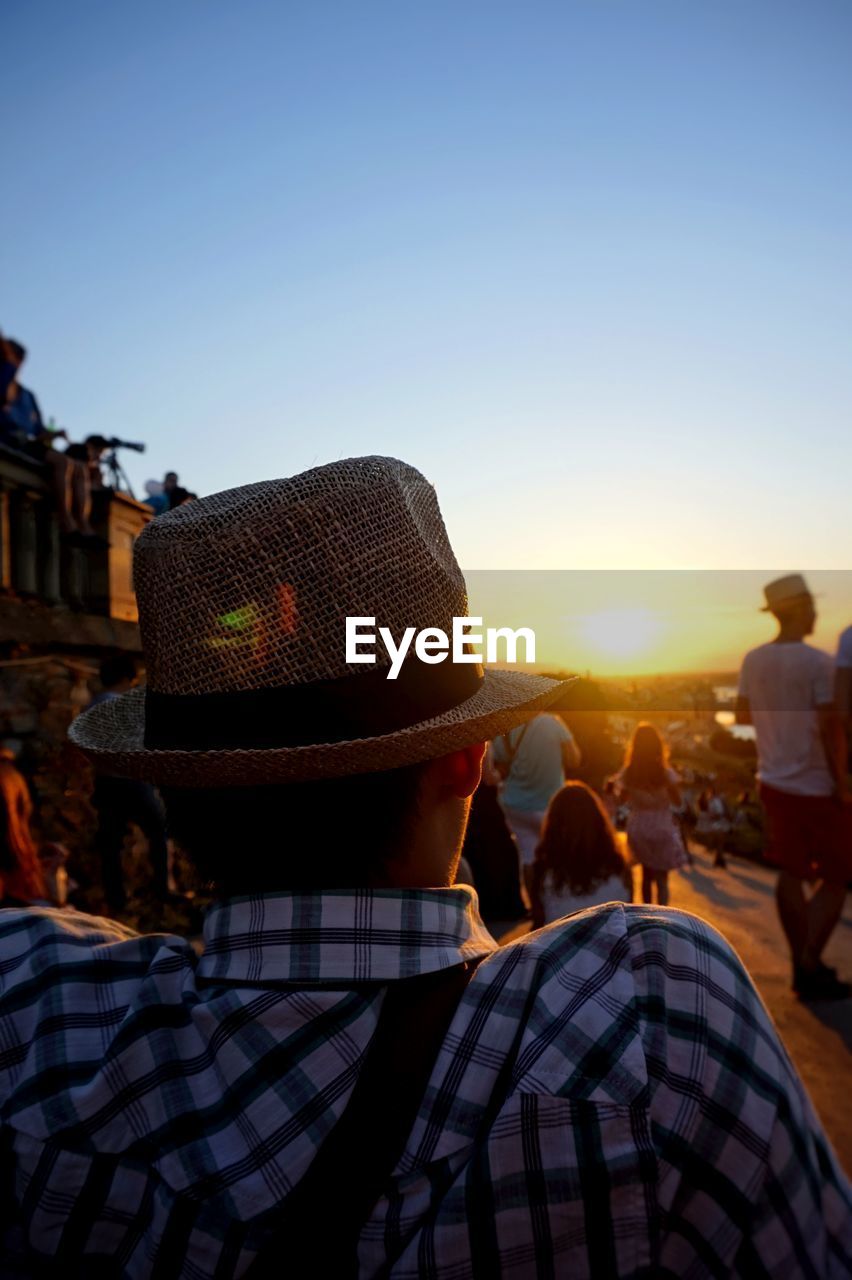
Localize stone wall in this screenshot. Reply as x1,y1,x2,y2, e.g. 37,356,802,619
0,589,143,908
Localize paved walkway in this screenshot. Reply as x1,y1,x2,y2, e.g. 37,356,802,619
495,845,852,1174
671,846,852,1175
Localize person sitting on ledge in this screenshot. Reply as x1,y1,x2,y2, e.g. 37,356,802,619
50,432,110,546
0,457,849,1277
163,469,194,509
0,334,109,547
0,337,45,449
143,478,170,514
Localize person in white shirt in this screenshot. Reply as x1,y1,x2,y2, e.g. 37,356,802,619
491,713,580,898
530,781,632,927
736,574,851,1000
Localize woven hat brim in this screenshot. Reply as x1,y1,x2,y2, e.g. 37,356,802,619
69,670,574,787
759,593,821,611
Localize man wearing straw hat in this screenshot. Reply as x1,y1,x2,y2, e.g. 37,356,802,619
1,460,850,1276
737,573,852,1001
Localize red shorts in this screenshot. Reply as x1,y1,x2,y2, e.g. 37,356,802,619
759,783,852,884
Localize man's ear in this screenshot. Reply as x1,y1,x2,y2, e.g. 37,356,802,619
428,742,487,798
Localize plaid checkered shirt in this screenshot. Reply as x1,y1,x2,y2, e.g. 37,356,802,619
1,890,850,1277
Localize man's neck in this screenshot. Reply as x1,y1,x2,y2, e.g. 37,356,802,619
774,625,807,644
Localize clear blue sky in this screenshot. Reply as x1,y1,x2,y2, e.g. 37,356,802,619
6,0,852,569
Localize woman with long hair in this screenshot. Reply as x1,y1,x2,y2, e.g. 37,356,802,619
614,722,685,905
0,760,48,906
530,782,632,928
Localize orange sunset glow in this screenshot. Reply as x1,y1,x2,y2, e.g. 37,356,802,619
467,570,852,676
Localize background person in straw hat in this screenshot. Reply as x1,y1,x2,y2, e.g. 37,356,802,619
737,573,852,1001
0,461,850,1276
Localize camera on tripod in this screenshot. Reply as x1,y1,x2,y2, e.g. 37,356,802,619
106,437,146,454
101,437,146,498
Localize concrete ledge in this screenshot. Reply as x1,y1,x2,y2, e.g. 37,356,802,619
0,595,141,653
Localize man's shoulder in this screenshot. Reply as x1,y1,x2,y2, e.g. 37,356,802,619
504,901,756,1038
0,909,196,1095
741,640,774,667
507,901,737,968
496,903,747,1029
742,640,829,672
794,643,834,679
530,712,569,740
482,904,754,1107
0,907,185,996
0,904,139,951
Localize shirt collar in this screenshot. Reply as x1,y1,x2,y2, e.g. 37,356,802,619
196,886,498,985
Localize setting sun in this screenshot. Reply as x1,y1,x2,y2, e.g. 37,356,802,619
578,607,664,661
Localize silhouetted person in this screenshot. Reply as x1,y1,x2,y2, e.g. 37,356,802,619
144,479,170,514
529,782,632,928
612,722,686,905
0,338,109,545
0,338,45,448
0,333,15,407
460,745,527,922
164,470,193,509
46,434,110,545
737,574,851,1000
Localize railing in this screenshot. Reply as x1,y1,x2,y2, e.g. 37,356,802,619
0,442,150,622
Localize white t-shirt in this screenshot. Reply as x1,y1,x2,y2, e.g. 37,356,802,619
492,714,574,813
738,642,834,796
539,873,630,925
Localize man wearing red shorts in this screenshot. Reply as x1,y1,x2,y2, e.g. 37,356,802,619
737,574,851,1000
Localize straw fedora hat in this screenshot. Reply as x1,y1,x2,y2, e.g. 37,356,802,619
760,573,815,612
70,457,571,786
